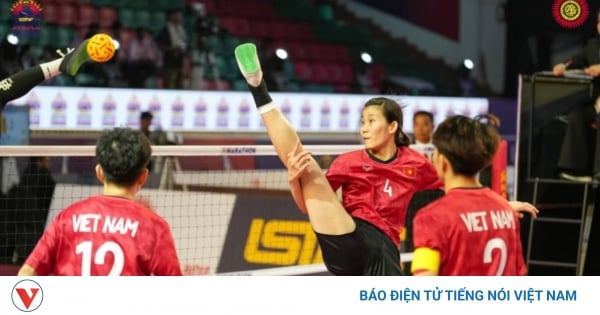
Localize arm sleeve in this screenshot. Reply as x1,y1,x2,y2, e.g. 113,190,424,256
417,160,443,191
23,214,61,276
412,208,445,259
569,39,595,68
324,156,347,192
150,220,183,276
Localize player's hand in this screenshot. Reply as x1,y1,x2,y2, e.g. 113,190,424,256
585,64,600,77
553,63,566,76
508,201,538,219
287,140,313,182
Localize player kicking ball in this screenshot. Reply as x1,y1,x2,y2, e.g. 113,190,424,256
235,42,537,276
1,33,115,109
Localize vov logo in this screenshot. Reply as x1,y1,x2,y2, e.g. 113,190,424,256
11,279,43,312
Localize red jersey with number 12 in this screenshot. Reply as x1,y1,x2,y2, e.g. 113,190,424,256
24,195,182,276
326,147,441,247
413,188,527,276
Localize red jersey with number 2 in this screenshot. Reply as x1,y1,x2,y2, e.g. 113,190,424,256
325,147,441,247
24,195,182,276
413,188,527,276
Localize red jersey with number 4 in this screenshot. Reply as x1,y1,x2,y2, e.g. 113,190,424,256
413,188,527,276
325,147,441,247
24,195,182,276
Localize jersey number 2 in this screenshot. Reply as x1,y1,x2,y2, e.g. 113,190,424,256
483,238,507,276
75,241,125,276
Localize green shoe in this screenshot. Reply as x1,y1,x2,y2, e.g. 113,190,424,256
235,43,261,75
59,39,92,76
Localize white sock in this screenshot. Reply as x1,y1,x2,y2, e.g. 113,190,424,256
258,102,277,115
40,58,63,79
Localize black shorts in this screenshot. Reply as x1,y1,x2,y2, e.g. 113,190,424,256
315,218,403,276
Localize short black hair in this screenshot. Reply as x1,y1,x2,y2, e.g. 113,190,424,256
433,115,500,176
140,111,153,120
96,128,151,186
413,111,434,124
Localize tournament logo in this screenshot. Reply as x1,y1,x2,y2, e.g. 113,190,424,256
10,0,42,37
11,279,43,312
552,0,589,29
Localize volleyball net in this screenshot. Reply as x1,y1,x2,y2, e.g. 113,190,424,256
0,144,436,275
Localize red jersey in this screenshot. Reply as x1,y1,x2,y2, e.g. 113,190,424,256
25,195,182,276
413,188,527,276
325,147,441,247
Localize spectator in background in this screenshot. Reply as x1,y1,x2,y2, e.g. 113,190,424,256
157,10,188,89
12,156,56,264
258,39,284,91
412,111,434,145
0,37,20,79
122,28,161,88
17,44,36,71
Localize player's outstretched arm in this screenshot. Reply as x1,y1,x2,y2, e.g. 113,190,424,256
507,201,538,218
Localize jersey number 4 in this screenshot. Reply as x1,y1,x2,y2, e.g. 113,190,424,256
75,241,125,276
383,179,393,197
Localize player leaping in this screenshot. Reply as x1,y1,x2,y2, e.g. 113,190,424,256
0,33,115,109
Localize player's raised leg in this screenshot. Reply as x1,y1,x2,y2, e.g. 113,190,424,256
235,43,355,235
0,33,115,109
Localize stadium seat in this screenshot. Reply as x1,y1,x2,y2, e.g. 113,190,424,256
55,26,76,48
232,79,247,91
118,8,136,29
41,2,59,24
149,10,166,35
293,61,311,81
37,25,57,47
135,10,153,30
75,3,99,29
98,7,118,29
246,1,277,19
303,43,321,61
310,62,329,83
219,17,251,37
266,20,287,40
248,19,269,38
55,3,77,27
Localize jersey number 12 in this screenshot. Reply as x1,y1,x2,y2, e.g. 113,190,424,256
76,241,125,276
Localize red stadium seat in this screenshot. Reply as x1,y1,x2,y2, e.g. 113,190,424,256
98,7,118,29
248,19,269,38
55,3,77,27
219,17,251,37
293,61,312,81
267,20,287,40
310,62,329,83
369,64,387,88
76,3,99,28
303,43,321,61
340,63,354,84
41,2,58,24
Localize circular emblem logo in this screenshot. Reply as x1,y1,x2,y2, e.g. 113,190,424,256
553,0,589,29
11,279,44,312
